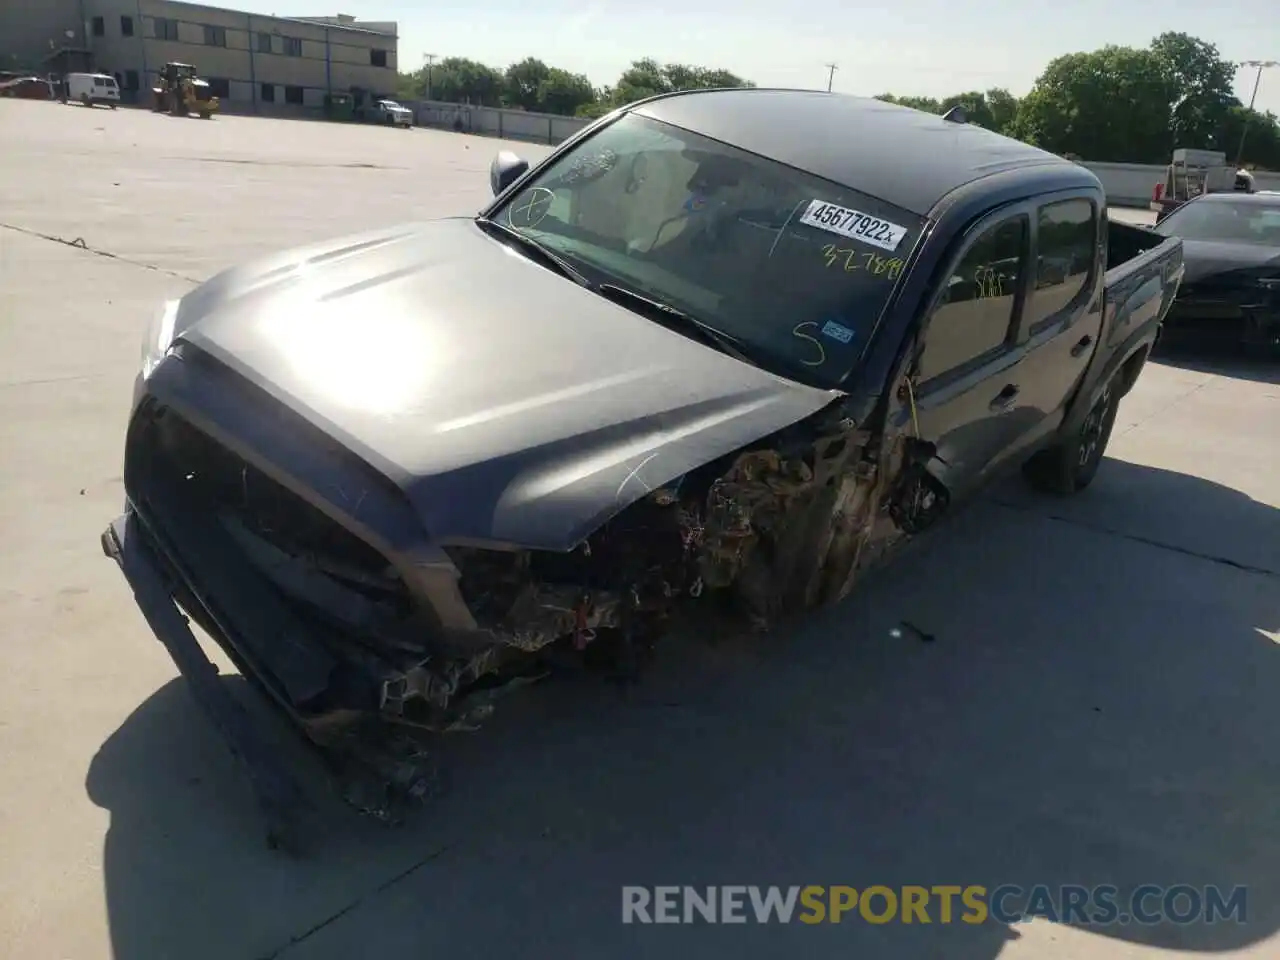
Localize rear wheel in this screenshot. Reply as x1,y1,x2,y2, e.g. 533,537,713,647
80,93,91,107
1022,375,1121,496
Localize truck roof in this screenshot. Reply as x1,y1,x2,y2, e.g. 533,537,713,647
632,88,1090,217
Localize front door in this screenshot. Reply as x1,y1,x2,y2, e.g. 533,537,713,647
908,208,1040,500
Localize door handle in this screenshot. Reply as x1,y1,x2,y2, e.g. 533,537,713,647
1070,334,1094,358
989,384,1019,411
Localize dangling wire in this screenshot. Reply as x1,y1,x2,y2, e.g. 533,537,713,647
904,375,921,438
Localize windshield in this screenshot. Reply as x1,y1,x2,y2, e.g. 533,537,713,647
1157,199,1280,246
380,100,402,109
486,113,925,387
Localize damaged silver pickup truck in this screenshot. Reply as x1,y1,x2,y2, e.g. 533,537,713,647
102,89,1184,848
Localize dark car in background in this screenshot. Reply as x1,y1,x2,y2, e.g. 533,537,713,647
1154,192,1280,348
0,75,54,100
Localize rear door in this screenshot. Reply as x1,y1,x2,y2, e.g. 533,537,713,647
1008,193,1106,447
910,204,1039,499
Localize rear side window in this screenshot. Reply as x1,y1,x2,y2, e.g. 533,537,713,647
919,216,1026,383
1028,199,1095,331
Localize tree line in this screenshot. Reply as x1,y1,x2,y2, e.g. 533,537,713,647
396,56,752,122
396,33,1280,169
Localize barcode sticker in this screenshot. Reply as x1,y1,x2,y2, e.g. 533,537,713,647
798,200,909,252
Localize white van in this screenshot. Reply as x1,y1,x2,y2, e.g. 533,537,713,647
66,73,120,108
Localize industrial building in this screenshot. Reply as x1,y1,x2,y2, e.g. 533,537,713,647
1,0,399,111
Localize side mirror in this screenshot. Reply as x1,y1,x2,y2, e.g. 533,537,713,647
490,151,529,196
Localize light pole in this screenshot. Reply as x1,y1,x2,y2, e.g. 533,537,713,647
1235,59,1278,167
422,52,437,100
824,62,838,93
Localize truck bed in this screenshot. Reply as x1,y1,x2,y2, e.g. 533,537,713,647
1103,218,1183,344
1067,218,1184,426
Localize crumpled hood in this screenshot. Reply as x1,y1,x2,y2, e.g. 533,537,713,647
168,218,842,550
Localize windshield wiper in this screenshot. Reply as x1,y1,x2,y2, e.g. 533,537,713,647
474,216,590,287
596,283,760,366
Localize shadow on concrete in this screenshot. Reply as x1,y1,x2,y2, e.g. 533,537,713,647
1153,337,1280,386
88,458,1280,959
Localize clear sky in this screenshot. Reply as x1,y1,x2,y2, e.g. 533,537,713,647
252,0,1278,114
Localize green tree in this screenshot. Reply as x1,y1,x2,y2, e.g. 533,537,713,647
1149,32,1236,149
429,57,505,106
875,90,1020,134
1222,105,1280,170
538,68,596,116
611,58,753,107
984,88,1021,134
1009,46,1175,162
874,93,942,113
504,57,551,111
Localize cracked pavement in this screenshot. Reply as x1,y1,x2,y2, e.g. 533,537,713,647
1,100,1277,960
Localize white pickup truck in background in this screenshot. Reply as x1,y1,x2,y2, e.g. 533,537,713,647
372,99,413,127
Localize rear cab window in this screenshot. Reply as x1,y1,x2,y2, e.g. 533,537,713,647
1027,198,1096,332
489,113,926,387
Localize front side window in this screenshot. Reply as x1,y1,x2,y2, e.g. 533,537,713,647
488,113,925,387
918,217,1026,383
1028,198,1095,329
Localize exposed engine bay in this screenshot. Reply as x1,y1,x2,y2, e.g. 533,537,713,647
122,389,935,828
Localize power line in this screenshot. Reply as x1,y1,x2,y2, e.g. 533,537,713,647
1235,59,1279,166
422,52,437,100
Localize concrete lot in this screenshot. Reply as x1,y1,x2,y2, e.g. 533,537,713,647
1,100,1278,960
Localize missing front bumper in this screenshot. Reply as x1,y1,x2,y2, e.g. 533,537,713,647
101,511,313,851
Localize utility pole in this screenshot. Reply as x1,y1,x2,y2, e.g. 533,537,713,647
1235,59,1278,167
422,52,437,101
824,62,838,93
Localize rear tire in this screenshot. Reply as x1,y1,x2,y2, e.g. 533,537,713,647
80,93,91,107
1022,374,1121,496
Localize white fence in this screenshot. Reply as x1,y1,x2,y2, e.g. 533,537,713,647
1086,161,1280,206
411,100,586,146
408,100,1280,208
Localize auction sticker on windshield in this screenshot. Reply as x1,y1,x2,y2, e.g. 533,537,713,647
799,200,908,252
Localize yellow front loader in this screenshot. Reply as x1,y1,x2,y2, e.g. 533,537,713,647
151,62,219,119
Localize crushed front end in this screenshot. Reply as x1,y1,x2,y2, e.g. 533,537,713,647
1164,269,1280,347
103,344,909,846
